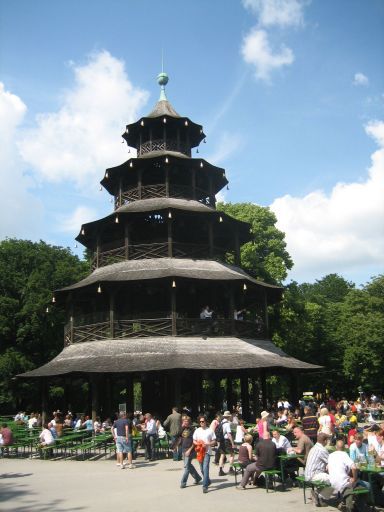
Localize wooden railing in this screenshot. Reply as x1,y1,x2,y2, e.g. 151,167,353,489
64,318,265,344
91,243,233,269
115,184,213,208
138,139,191,157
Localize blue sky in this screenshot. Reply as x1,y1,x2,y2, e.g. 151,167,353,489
1,0,383,285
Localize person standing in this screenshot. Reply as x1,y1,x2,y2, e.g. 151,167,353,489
113,412,131,469
143,413,157,461
193,416,216,494
302,406,319,443
180,416,202,488
218,411,235,476
163,406,182,461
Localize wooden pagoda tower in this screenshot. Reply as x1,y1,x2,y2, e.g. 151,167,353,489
21,72,318,420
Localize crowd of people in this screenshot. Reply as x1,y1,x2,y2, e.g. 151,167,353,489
2,394,384,508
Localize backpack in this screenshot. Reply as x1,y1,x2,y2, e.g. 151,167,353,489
215,420,226,445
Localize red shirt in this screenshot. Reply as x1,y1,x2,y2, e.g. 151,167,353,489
1,427,13,445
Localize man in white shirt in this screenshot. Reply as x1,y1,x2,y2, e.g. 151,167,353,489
328,439,369,511
39,424,55,447
193,416,216,494
143,413,157,461
272,429,292,453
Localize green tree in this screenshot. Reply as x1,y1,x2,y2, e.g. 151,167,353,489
217,202,293,284
0,239,88,411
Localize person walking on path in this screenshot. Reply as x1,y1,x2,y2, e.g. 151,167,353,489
193,415,216,494
163,406,182,461
180,416,202,488
113,412,134,469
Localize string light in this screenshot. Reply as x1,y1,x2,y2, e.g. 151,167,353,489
163,117,167,123
99,185,102,191
219,216,223,223
200,161,203,168
46,307,49,313
184,120,188,126
81,228,85,235
105,172,109,178
115,216,119,224
129,161,133,168
165,157,169,163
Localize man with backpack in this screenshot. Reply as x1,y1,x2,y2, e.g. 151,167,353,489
217,411,235,476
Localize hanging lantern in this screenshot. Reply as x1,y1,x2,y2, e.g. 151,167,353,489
140,120,144,126
125,127,129,133
165,157,169,163
200,161,203,168
196,148,199,153
99,185,102,191
115,216,119,224
52,296,56,303
203,138,206,143
81,228,85,235
184,120,188,126
105,172,109,178
163,117,167,124
97,285,102,294
227,185,229,190
243,283,247,291
172,280,176,288
128,148,131,153
46,307,49,313
129,161,133,168
168,211,172,219
75,243,78,248
219,216,223,223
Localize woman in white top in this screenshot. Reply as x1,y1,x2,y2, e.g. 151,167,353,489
234,419,247,444
318,407,333,436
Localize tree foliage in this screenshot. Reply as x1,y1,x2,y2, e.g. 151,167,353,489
0,239,88,410
217,202,293,284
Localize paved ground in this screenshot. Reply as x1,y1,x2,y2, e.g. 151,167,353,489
0,456,336,512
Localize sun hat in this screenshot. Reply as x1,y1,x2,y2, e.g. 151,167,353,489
261,411,269,419
223,411,232,417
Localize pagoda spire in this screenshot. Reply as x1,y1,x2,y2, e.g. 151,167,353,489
157,70,169,101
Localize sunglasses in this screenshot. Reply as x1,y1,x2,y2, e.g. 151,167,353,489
199,420,206,423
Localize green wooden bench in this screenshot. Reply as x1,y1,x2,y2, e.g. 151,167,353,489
263,468,284,492
295,475,331,504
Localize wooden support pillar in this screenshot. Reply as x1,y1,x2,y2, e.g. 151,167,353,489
191,167,196,200
263,290,269,337
289,371,299,407
139,131,142,155
252,375,260,419
138,169,142,199
149,128,152,152
208,175,215,207
208,219,214,258
173,370,181,410
240,372,250,421
261,369,267,409
165,166,169,197
191,371,201,416
69,298,74,344
226,374,234,412
63,376,72,414
229,285,235,335
212,373,221,412
90,374,100,422
167,217,173,257
118,178,122,208
41,377,48,426
171,284,177,336
124,224,130,260
109,292,115,338
126,374,134,413
163,124,167,151
176,127,180,152
234,230,240,266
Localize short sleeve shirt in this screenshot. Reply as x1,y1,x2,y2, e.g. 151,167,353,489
113,418,129,437
193,427,216,455
328,450,355,493
297,434,313,462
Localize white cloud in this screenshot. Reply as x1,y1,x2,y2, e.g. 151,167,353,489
205,132,243,165
0,83,43,240
241,29,294,81
243,0,305,28
19,50,149,187
270,121,384,282
59,206,98,235
353,72,369,86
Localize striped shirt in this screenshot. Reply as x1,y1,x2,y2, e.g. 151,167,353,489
304,443,329,481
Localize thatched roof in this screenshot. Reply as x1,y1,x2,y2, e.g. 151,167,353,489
147,100,180,118
19,336,320,377
116,197,214,214
57,258,282,296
